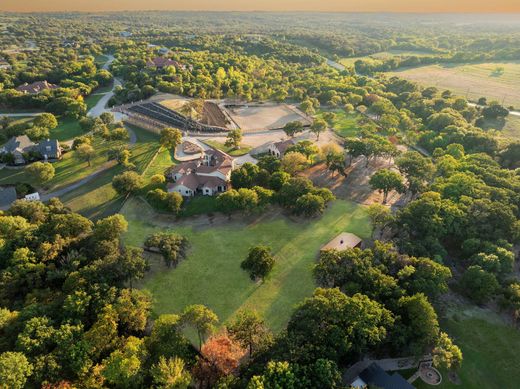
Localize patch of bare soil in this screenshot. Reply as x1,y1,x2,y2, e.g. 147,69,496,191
302,157,407,207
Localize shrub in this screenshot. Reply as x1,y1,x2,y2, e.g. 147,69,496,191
241,245,275,281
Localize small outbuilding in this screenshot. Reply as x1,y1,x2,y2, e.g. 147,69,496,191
321,232,362,252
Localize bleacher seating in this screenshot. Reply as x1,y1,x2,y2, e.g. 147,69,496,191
126,102,227,133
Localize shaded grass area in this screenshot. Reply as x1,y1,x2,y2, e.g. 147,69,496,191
478,115,520,141
50,116,84,141
178,196,219,218
316,109,362,138
203,140,252,156
121,198,370,332
62,126,161,218
84,93,105,111
415,305,520,389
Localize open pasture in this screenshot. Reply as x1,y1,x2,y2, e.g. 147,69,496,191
121,198,370,332
389,62,520,108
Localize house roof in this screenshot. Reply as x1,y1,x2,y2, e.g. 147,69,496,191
0,186,17,209
273,139,295,155
146,57,182,68
321,232,362,251
2,135,36,153
356,362,414,389
168,173,226,193
15,81,58,94
173,174,200,191
167,161,199,175
38,139,60,155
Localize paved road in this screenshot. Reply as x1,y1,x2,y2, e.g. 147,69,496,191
326,58,346,71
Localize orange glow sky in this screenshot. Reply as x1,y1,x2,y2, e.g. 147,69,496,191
1,0,520,13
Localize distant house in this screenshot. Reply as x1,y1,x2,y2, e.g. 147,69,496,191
25,192,40,201
157,47,170,56
0,186,17,210
268,139,296,158
120,31,133,38
0,135,37,164
166,147,234,197
0,136,62,164
146,57,185,70
38,139,62,160
321,232,362,252
15,80,58,95
348,362,414,389
0,60,11,70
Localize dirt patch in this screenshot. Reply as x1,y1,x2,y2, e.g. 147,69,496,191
302,157,406,206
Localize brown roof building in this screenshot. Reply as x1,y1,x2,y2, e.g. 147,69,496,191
321,233,362,252
15,81,58,94
146,57,185,70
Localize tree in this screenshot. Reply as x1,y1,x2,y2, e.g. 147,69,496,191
396,151,435,195
150,356,191,389
227,310,273,357
369,169,405,204
94,214,128,241
432,332,462,371
460,265,499,304
112,171,143,195
193,333,246,388
225,129,243,150
0,351,33,389
25,161,55,184
33,113,58,130
281,152,308,175
325,151,346,177
282,121,304,137
367,204,394,239
102,336,148,388
287,140,319,160
310,118,327,140
26,126,50,141
74,143,95,167
99,112,115,125
241,246,275,281
322,112,336,126
396,293,440,355
286,288,393,363
248,361,297,389
181,305,219,350
147,314,194,364
294,193,325,217
160,127,182,150
144,232,188,268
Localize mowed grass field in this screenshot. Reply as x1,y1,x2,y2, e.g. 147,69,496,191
316,109,362,138
340,50,442,66
415,305,520,389
121,198,370,332
389,62,520,108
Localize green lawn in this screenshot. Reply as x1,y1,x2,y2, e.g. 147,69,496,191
62,126,162,218
0,136,124,191
478,115,520,141
121,198,370,332
414,305,520,389
50,116,84,141
317,109,362,138
203,140,252,156
179,196,219,217
84,93,105,111
95,54,109,65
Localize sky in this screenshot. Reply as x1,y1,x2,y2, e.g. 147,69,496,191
2,0,520,13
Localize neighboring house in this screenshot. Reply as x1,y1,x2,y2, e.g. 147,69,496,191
268,139,296,158
25,192,40,201
166,147,234,197
0,60,11,70
0,186,17,210
348,362,413,389
0,136,62,164
146,57,185,70
15,80,58,94
158,47,170,55
0,135,37,164
120,31,133,38
38,139,62,160
321,232,362,252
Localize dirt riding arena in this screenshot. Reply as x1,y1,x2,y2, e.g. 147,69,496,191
222,103,312,132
